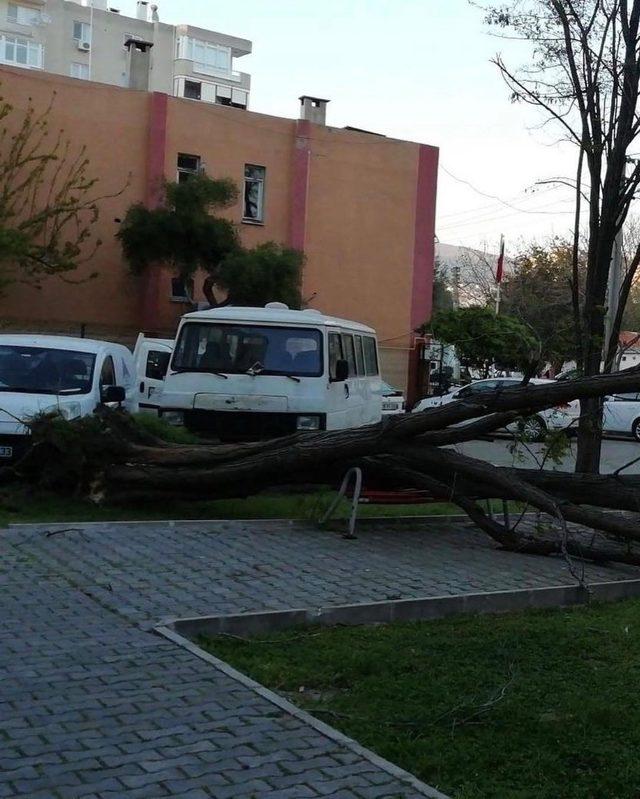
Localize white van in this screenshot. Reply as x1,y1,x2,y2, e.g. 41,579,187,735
133,334,174,411
159,303,384,440
0,335,136,462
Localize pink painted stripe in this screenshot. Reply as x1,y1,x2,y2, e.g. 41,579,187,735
410,144,439,331
289,119,312,251
141,92,169,330
145,92,169,208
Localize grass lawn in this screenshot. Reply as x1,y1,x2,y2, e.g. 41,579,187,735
0,487,488,526
202,600,640,799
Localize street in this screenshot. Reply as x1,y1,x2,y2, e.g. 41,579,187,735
456,435,640,474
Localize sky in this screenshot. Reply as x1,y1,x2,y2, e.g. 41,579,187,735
123,0,579,255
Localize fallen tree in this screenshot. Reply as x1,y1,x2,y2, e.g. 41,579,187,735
4,371,640,568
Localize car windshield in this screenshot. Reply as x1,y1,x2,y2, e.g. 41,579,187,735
0,345,96,395
172,323,324,377
380,381,398,395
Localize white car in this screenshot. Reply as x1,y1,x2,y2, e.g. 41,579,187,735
412,377,579,441
603,392,640,440
0,335,137,463
380,381,405,415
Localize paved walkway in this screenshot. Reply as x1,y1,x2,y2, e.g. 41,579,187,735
1,518,638,798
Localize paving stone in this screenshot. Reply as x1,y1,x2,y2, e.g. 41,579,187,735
2,518,636,799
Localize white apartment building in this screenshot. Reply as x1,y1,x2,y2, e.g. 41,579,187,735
0,0,251,108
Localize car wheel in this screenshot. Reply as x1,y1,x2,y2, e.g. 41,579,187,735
632,419,640,442
519,415,547,442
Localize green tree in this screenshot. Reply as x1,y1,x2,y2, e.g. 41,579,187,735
501,240,581,374
217,242,304,309
117,174,240,303
0,92,115,293
118,175,304,307
424,306,539,378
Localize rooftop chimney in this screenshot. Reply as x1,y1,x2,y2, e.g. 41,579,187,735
299,95,329,126
136,0,155,21
125,38,153,90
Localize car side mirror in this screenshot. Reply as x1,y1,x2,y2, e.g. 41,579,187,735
101,385,126,404
332,359,349,382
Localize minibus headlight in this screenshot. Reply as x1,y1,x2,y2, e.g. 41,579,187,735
296,415,321,431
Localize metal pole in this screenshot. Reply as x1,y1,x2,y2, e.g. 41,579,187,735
88,0,94,80
495,233,504,316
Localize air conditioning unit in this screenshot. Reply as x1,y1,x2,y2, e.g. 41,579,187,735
77,41,91,52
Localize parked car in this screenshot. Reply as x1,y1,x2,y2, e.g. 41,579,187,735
0,335,137,462
411,377,579,441
603,392,640,440
159,303,384,440
380,381,405,415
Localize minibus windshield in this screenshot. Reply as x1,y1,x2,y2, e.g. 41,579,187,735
172,324,323,377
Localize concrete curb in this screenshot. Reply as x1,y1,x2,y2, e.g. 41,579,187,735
5,514,480,528
155,624,450,799
159,576,640,640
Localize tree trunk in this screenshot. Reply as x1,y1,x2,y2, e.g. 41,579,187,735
575,396,604,474
9,369,640,567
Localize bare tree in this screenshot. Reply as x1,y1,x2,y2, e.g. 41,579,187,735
0,92,126,292
436,245,499,307
484,1,640,473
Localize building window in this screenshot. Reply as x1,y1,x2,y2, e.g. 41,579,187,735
0,34,43,67
216,85,232,105
231,88,248,109
73,20,91,44
243,164,265,223
177,153,201,183
70,61,90,80
7,3,41,25
176,35,231,75
183,79,201,100
171,277,193,301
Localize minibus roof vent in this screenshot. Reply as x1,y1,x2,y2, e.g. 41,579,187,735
302,308,322,315
265,302,289,310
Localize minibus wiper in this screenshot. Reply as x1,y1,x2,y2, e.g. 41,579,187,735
245,363,301,382
172,368,228,379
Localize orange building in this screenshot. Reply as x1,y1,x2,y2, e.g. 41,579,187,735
0,66,438,399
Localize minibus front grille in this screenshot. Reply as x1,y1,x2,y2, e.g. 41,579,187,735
184,410,313,441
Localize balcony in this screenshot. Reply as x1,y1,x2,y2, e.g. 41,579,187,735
173,60,251,90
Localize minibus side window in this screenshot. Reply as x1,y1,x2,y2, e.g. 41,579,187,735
354,335,365,375
363,337,379,375
328,333,343,380
341,334,357,376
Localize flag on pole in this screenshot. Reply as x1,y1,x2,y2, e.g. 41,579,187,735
495,235,505,284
